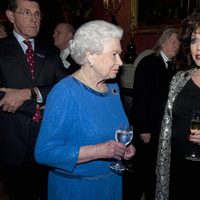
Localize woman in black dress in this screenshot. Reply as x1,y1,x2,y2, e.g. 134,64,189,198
156,12,200,200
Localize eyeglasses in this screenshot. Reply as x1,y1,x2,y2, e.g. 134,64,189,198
15,10,41,19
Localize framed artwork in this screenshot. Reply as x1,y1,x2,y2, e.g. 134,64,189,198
130,0,199,33
56,0,94,28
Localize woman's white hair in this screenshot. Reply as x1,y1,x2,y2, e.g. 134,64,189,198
69,20,123,65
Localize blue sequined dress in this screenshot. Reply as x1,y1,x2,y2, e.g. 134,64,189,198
35,76,129,200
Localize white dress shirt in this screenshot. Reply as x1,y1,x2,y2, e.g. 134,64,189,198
160,51,171,69
60,48,71,69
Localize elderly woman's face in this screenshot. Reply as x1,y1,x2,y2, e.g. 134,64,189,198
190,27,200,67
91,38,122,80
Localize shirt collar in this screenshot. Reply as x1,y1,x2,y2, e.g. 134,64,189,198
60,48,70,59
13,30,35,52
160,51,170,67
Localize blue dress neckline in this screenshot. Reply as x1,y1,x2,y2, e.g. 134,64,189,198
71,76,110,97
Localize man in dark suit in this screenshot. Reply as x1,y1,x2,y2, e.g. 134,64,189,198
53,22,80,75
0,0,67,199
130,29,180,200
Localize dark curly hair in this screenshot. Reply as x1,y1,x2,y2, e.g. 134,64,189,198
177,12,200,71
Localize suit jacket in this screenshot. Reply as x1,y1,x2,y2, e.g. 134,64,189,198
0,34,68,165
132,52,176,140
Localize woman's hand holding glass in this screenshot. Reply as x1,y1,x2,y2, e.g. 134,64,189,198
189,129,200,144
109,126,135,172
77,133,135,167
123,142,135,160
185,110,200,161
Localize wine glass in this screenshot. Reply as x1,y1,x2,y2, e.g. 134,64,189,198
109,126,133,172
185,110,200,161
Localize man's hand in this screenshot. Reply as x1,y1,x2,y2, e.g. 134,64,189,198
0,88,31,113
140,133,151,144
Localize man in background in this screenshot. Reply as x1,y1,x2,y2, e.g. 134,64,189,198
0,0,67,199
131,28,180,200
53,22,80,74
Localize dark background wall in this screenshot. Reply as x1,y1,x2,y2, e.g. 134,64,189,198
0,0,132,59
1,0,198,60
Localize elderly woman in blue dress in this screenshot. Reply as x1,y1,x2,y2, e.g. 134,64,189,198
35,20,135,200
156,13,200,200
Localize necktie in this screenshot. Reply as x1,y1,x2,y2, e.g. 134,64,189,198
24,40,41,123
167,61,176,80
23,40,35,79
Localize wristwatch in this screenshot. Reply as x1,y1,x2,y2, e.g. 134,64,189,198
30,88,37,102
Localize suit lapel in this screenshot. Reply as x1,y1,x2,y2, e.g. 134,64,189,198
157,53,167,71
9,36,33,81
34,43,46,80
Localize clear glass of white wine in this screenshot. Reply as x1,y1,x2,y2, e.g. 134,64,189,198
109,125,133,172
185,110,200,161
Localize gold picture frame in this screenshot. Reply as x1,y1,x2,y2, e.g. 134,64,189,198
130,0,199,34
130,0,138,28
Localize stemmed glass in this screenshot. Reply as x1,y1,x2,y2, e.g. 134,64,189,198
185,110,200,161
109,125,133,172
